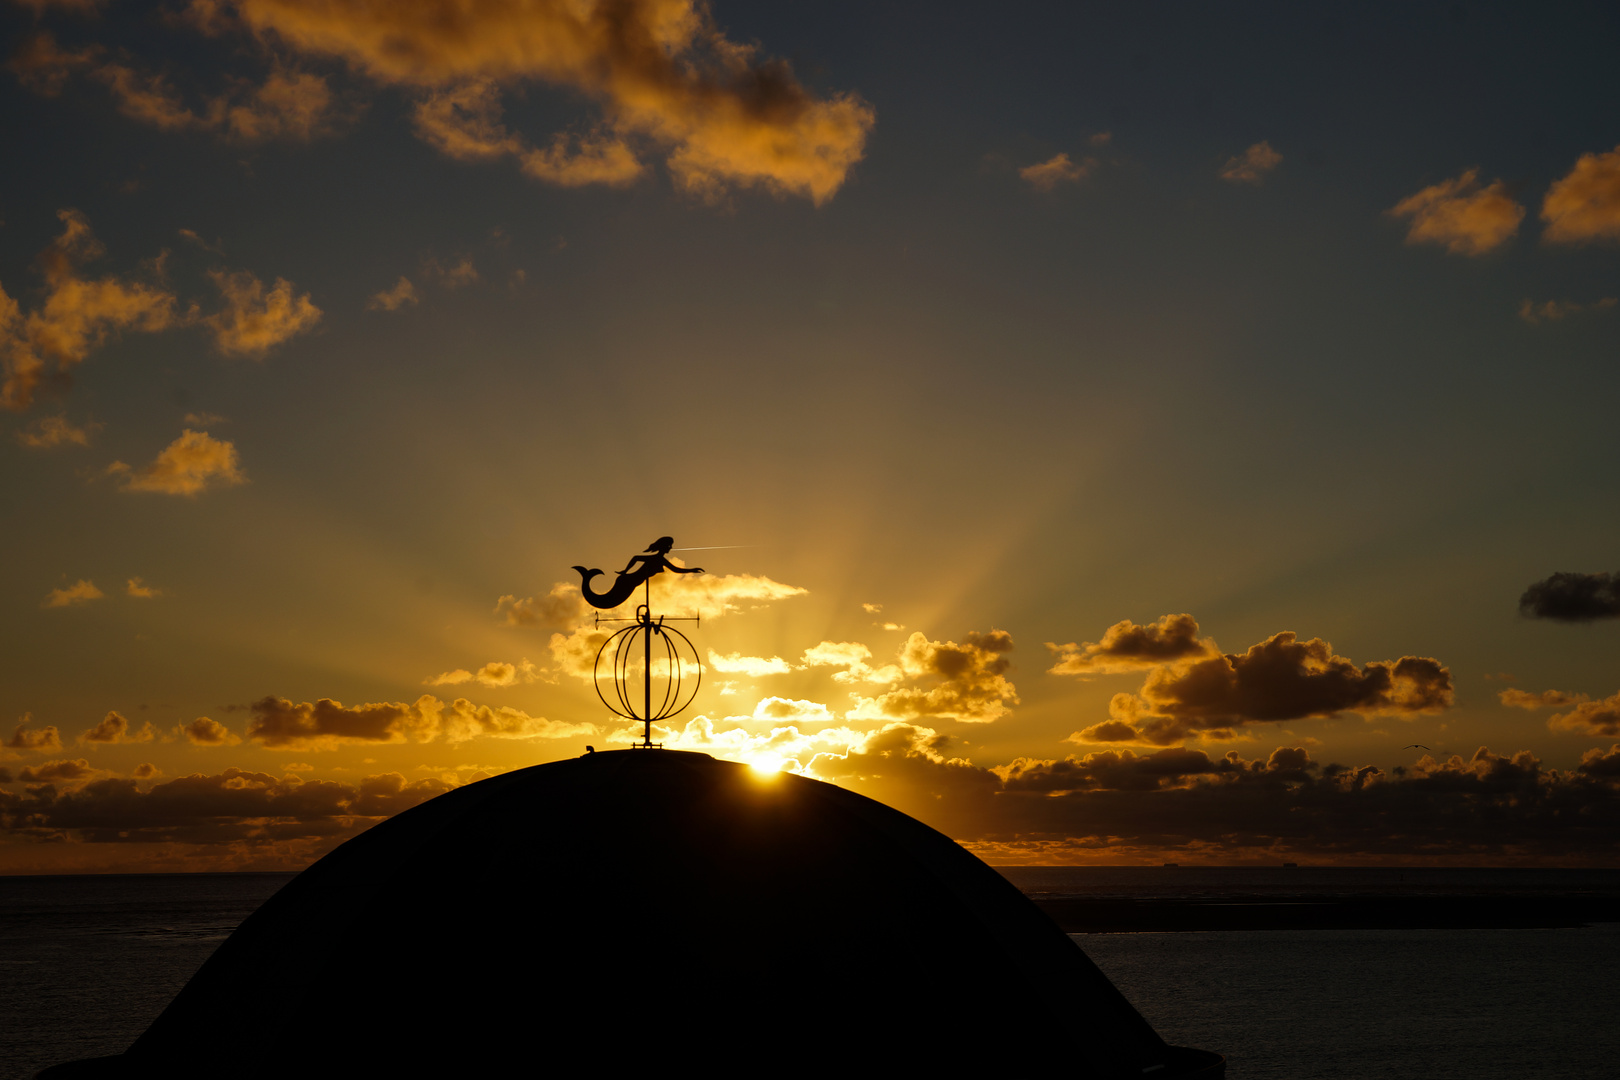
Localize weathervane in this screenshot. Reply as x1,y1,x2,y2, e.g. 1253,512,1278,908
572,537,704,748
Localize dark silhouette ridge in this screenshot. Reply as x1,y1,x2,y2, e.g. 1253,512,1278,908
572,535,705,610
39,751,1222,1078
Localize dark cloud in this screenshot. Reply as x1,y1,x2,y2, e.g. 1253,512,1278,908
818,729,1620,863
246,694,439,749
1577,744,1620,778
1047,614,1214,676
1518,572,1620,622
179,716,240,745
78,710,156,745
5,721,62,754
245,693,587,749
1548,693,1620,737
995,746,1314,793
0,767,453,846
1078,632,1452,746
17,758,105,785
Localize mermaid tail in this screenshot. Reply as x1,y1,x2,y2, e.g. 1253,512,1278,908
572,565,645,610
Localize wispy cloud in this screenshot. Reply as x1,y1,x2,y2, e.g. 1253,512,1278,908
1019,152,1094,191
9,32,341,142
425,660,538,688
1518,297,1616,324
203,270,321,356
125,577,160,598
1219,140,1281,184
16,415,96,448
42,579,104,608
366,276,418,312
706,651,791,677
1,210,180,411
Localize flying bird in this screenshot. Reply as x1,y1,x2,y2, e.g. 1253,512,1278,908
1403,744,1432,751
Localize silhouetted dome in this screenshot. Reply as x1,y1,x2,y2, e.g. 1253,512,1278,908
45,751,1222,1078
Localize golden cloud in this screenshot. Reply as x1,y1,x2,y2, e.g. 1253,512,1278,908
125,577,161,598
846,630,1018,724
1,210,180,411
547,624,610,679
42,579,104,608
800,640,902,685
222,0,872,202
1019,152,1093,191
1047,613,1215,676
78,711,157,745
1541,146,1620,244
180,716,241,746
366,276,418,312
110,429,246,495
1219,140,1282,184
425,659,537,688
439,697,593,742
649,571,807,619
706,650,790,677
520,130,644,187
203,269,321,356
626,713,866,767
1389,169,1523,255
496,582,588,628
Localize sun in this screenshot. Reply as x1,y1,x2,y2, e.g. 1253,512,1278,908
748,754,785,775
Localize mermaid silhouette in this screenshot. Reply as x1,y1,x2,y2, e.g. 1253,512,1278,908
572,537,704,610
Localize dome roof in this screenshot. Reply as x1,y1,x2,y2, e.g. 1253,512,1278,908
46,750,1222,1078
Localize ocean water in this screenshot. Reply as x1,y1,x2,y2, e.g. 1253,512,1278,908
3,869,1618,1079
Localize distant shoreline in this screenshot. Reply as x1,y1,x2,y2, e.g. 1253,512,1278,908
1035,896,1620,933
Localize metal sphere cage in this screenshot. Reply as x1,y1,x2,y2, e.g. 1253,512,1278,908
592,606,702,724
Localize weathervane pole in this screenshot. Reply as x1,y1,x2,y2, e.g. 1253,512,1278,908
642,577,653,747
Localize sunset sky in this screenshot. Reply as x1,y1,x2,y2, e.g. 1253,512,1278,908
4,0,1619,873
